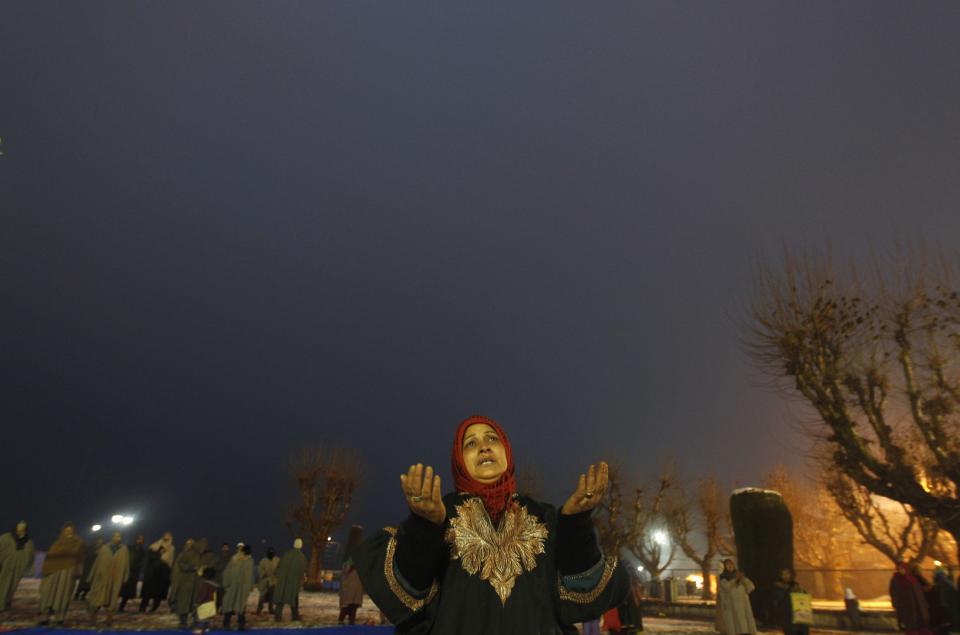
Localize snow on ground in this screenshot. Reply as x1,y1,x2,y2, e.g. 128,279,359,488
0,579,892,633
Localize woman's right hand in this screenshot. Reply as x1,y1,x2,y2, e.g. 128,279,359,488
400,463,446,526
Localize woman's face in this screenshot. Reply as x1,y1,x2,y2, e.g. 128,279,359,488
780,568,792,582
724,560,736,573
63,526,75,539
462,423,507,483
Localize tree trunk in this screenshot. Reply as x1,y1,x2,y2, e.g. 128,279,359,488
307,540,322,582
700,562,713,600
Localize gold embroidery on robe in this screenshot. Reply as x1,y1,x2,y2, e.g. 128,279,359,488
445,498,549,605
557,556,618,604
383,527,439,612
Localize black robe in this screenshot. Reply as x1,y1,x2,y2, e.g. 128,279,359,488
355,493,628,634
140,549,171,601
120,543,146,599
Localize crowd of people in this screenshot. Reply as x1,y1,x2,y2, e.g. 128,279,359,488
0,521,318,630
890,560,960,635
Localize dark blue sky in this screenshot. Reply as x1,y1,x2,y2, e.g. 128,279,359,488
3,1,959,550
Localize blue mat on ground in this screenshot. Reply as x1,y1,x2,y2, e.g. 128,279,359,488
3,628,394,634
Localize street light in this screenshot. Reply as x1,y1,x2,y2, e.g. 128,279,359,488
92,524,102,532
652,530,669,546
111,514,123,524
121,516,134,526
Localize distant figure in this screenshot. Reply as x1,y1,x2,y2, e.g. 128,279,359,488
916,564,951,635
150,531,176,568
256,547,279,615
0,520,35,611
339,559,363,624
168,537,194,611
716,558,757,635
118,534,145,612
223,544,255,631
890,560,931,635
843,587,862,631
139,544,171,612
214,542,233,610
193,566,219,633
74,537,103,600
172,538,205,628
38,523,85,625
273,538,307,622
933,568,960,635
773,568,809,635
86,531,130,625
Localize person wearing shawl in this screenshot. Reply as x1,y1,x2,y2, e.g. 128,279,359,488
353,415,628,634
339,526,365,625
0,521,35,611
716,558,757,635
149,532,176,568
86,530,130,624
38,523,85,625
139,543,171,612
273,538,307,622
891,560,932,635
256,547,280,615
222,544,255,631
118,534,146,612
773,567,808,635
172,538,205,628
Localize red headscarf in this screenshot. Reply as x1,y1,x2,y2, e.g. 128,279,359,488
452,415,517,523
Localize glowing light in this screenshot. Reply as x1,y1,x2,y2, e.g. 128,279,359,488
652,530,670,546
934,560,942,567
637,564,644,572
121,516,134,526
686,574,704,590
327,536,333,541
92,524,102,532
111,514,123,524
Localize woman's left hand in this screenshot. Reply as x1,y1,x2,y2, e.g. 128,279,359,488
561,461,609,515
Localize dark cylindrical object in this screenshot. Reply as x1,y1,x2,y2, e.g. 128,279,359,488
730,488,794,625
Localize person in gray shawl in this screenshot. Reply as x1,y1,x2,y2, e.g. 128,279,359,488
0,521,36,611
222,544,255,631
38,523,85,625
86,531,130,625
256,547,279,615
273,538,307,622
171,538,206,629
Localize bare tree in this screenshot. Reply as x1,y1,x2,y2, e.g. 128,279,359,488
595,468,677,582
287,446,362,582
825,468,941,565
749,249,960,563
665,477,727,599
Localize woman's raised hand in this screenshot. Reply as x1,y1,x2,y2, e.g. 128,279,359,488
561,461,609,515
400,463,446,526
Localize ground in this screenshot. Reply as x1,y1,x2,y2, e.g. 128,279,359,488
0,579,891,633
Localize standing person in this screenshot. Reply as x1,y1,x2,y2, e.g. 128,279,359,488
353,415,627,634
118,534,145,612
38,523,85,625
86,531,130,625
339,559,364,624
75,537,102,600
214,542,233,611
934,568,960,635
891,560,932,635
716,558,758,635
256,547,279,615
844,588,862,631
139,545,171,612
172,538,204,628
773,568,809,635
223,545,255,631
0,521,35,611
339,526,364,625
273,538,307,622
150,532,176,568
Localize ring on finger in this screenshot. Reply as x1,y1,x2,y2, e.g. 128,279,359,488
584,491,594,498
411,495,423,503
